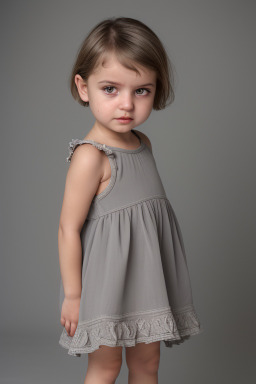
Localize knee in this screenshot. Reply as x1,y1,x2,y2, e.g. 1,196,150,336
126,351,160,375
87,348,122,382
102,359,122,382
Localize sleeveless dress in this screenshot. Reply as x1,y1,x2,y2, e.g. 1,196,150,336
59,129,203,357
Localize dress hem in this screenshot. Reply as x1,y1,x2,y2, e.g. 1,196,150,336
59,305,203,357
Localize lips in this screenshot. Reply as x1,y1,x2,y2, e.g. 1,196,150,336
116,117,133,120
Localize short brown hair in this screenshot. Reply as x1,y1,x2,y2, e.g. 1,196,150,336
70,17,176,110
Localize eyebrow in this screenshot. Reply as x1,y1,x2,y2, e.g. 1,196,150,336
98,80,155,87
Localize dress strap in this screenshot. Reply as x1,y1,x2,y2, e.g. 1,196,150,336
66,138,114,163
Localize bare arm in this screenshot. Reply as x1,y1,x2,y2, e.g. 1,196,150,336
58,144,104,300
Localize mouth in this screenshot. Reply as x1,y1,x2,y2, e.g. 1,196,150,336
115,117,133,121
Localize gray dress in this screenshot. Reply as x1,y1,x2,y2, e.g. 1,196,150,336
59,129,203,357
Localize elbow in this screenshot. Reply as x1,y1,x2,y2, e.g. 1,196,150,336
58,224,80,238
58,222,66,237
58,226,64,240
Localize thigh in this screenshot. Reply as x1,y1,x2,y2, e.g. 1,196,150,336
88,345,123,369
125,341,160,364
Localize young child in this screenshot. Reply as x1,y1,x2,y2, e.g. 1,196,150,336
58,16,203,384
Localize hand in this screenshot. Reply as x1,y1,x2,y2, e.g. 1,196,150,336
60,296,81,337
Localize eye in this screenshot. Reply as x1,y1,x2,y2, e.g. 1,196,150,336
103,86,116,94
136,88,151,95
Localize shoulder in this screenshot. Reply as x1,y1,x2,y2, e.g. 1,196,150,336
133,129,153,152
67,141,105,178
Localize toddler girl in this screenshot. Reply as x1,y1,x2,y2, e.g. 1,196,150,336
58,16,203,384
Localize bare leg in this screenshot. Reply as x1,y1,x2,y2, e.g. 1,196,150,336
84,345,123,384
125,341,160,384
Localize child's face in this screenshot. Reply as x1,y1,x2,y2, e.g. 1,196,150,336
76,54,157,133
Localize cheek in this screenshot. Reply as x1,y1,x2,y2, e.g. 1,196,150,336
98,98,117,113
90,98,114,118
140,97,154,111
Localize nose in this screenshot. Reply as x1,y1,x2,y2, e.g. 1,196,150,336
119,91,134,111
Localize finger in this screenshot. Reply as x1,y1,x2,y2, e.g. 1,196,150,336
70,322,77,337
65,320,71,336
60,316,65,326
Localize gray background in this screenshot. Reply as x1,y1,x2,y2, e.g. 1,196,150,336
1,0,255,383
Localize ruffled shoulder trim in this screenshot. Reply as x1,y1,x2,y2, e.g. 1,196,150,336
66,139,113,163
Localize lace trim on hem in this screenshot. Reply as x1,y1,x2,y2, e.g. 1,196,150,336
59,305,203,357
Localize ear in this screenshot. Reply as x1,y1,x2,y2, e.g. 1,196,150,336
74,74,89,103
